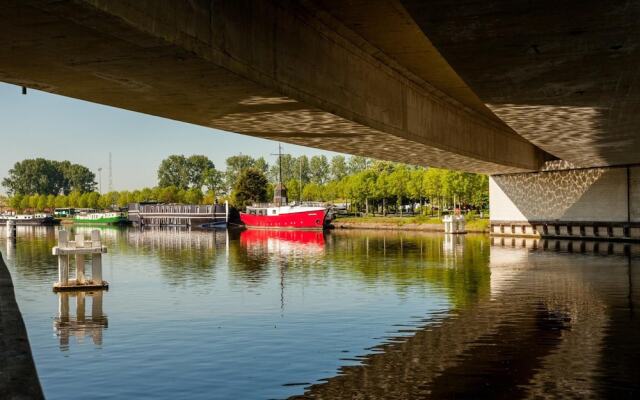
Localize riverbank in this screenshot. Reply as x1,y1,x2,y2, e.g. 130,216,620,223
0,252,44,399
332,216,490,233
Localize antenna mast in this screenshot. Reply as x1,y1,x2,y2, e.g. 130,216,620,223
108,152,113,192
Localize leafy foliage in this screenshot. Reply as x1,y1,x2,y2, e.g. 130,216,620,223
2,158,95,195
232,168,269,207
157,154,217,190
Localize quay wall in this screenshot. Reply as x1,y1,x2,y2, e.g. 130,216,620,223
0,251,44,399
490,165,640,240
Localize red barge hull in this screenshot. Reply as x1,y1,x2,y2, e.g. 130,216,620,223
240,209,327,230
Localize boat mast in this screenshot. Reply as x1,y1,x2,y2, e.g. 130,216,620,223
278,143,283,186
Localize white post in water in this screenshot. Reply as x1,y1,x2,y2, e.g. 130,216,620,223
6,220,16,239
75,234,85,284
58,230,70,285
91,230,102,283
443,215,466,234
225,200,229,223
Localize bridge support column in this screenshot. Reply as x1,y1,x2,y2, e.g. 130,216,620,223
490,165,640,241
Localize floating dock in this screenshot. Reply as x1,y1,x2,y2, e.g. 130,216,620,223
127,202,228,227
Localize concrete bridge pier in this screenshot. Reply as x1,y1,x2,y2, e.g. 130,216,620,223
490,164,640,241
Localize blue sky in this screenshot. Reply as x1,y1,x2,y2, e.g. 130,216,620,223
0,82,340,194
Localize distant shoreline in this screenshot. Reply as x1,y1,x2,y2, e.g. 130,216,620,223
330,217,490,233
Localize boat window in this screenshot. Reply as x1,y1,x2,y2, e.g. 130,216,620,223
272,210,277,215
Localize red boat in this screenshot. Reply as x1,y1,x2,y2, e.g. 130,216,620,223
240,204,328,230
240,144,329,230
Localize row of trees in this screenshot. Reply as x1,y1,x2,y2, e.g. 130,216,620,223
154,153,370,193
2,158,96,195
4,153,489,215
8,186,216,212
276,162,488,215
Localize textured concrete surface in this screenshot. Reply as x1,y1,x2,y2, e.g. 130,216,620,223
404,0,640,167
0,0,548,174
490,166,639,222
0,252,44,400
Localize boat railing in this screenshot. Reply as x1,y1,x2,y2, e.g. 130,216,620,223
249,201,328,209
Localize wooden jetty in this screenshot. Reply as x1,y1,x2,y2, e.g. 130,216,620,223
127,202,229,227
52,230,108,291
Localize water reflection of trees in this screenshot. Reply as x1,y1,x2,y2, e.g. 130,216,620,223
229,229,491,306
3,226,58,280
291,240,640,399
124,228,226,286
326,231,491,306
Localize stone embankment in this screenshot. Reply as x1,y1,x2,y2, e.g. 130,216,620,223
0,252,43,400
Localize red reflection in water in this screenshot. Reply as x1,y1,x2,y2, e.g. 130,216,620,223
239,229,325,247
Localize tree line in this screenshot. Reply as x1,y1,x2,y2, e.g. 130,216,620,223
3,153,488,215
2,158,96,195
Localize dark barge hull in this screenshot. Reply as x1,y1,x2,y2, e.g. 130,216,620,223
0,217,59,226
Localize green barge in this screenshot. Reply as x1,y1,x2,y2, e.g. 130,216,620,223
73,212,129,225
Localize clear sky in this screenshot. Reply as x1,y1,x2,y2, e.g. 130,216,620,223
0,82,341,194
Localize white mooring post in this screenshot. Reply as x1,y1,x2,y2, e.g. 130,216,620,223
443,214,467,234
75,234,85,284
6,220,17,239
58,230,70,285
52,229,108,291
91,230,102,283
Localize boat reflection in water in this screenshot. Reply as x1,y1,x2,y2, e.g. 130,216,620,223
239,229,325,255
54,290,108,351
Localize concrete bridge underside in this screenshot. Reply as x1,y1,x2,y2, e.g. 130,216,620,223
0,0,550,175
2,0,640,233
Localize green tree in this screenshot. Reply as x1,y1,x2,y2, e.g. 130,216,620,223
157,155,191,189
68,191,81,208
57,161,96,194
184,188,204,204
158,186,179,203
19,196,30,211
46,194,56,210
225,155,256,190
186,155,216,190
268,154,297,183
55,194,69,208
253,157,269,174
348,156,370,174
330,155,348,181
302,182,324,201
28,194,38,210
2,158,64,195
9,195,23,211
233,168,268,208
36,195,47,212
309,155,330,184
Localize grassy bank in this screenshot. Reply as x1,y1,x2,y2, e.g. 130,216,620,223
333,215,490,232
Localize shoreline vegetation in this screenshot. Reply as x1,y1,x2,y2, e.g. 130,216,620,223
332,215,490,233
2,154,490,220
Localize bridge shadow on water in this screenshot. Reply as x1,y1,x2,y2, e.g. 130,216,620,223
292,236,640,399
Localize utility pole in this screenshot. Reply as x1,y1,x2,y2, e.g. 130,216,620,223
108,152,113,192
97,168,102,194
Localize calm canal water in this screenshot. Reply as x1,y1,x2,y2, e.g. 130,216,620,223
1,226,639,399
